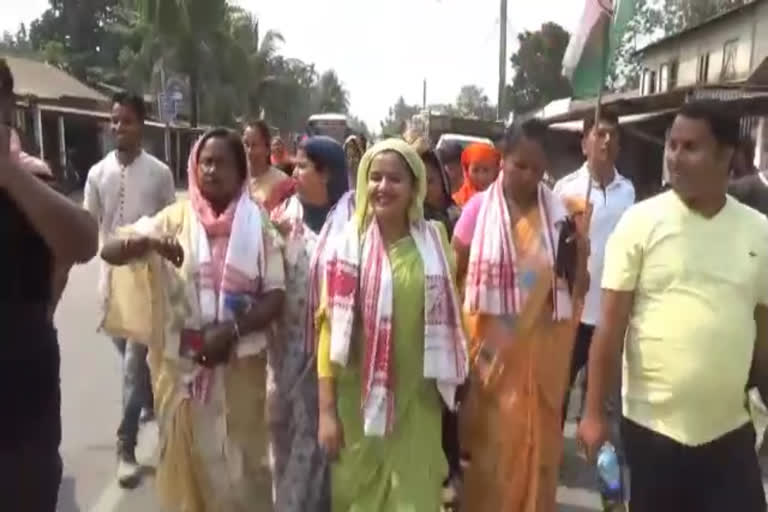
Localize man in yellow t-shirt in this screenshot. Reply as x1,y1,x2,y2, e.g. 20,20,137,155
579,100,768,512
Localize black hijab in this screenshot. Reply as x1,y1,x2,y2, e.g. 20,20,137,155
300,136,349,233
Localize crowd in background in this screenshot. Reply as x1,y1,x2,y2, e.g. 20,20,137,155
5,50,768,511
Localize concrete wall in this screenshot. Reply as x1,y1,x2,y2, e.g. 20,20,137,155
640,7,759,90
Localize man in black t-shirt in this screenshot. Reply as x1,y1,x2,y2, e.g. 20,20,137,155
0,58,98,511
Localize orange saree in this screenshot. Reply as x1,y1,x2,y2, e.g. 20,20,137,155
460,208,580,512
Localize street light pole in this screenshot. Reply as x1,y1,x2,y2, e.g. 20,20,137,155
497,0,508,120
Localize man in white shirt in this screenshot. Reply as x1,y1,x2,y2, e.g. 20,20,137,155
554,109,635,509
83,93,175,488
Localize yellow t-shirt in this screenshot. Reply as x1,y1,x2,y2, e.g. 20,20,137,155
602,191,768,446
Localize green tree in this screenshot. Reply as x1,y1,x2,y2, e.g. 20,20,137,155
133,0,230,126
607,0,750,91
261,56,318,132
380,96,420,136
608,0,664,90
507,22,572,114
312,70,350,114
665,0,749,32
456,85,495,120
28,0,122,81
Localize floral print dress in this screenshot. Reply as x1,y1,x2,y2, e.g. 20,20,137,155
268,198,329,512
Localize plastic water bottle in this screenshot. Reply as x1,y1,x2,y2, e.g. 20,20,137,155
596,442,622,498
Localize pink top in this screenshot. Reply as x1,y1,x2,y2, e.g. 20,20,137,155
453,191,486,246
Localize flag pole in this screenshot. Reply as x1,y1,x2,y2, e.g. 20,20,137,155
585,2,613,206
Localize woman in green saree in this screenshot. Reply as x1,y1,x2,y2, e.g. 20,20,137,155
315,139,469,511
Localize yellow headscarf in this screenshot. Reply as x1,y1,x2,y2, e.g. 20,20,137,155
353,138,427,229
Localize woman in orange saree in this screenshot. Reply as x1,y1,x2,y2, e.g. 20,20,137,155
452,119,589,512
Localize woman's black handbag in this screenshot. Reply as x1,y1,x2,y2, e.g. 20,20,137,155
555,216,579,295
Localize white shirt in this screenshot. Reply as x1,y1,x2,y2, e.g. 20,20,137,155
84,150,175,301
84,150,175,238
554,164,635,326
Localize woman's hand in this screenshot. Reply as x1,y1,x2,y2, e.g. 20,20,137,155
274,219,292,238
318,407,345,460
150,236,184,267
195,322,236,368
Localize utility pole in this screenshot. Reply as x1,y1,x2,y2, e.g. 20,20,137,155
497,0,508,120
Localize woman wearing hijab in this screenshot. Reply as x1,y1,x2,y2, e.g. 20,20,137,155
268,136,351,511
452,142,501,207
243,120,291,211
452,120,589,512
316,139,469,511
100,128,286,512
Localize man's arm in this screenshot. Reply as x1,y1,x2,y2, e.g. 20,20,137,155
1,151,97,265
584,290,633,417
578,204,642,458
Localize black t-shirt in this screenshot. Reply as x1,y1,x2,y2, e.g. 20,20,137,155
0,191,60,446
729,173,768,216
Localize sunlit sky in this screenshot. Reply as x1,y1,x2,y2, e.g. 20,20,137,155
3,0,584,129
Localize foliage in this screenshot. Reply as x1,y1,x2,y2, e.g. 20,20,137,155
455,85,495,120
608,0,751,91
27,0,123,81
312,70,350,114
1,0,354,131
506,22,572,115
379,96,420,136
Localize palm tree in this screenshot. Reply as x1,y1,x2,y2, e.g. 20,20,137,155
224,7,284,118
133,0,230,126
313,70,350,114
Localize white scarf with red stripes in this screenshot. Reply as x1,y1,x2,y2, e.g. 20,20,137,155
325,218,468,437
464,175,572,320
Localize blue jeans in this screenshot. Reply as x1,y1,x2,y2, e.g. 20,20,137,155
113,338,152,450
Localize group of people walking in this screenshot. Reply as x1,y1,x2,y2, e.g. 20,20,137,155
5,47,768,511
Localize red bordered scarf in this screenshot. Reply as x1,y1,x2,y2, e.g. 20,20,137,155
464,174,572,320
325,217,468,437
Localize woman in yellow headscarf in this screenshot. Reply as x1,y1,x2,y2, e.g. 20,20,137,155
316,139,469,511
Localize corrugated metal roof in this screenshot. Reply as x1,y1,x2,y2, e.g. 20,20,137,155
548,109,677,132
2,55,108,103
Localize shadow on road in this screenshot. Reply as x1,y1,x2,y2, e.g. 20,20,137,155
57,476,81,512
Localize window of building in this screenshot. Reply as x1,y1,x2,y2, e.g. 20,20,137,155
722,39,738,80
697,53,710,83
642,69,657,95
660,63,670,92
669,60,678,90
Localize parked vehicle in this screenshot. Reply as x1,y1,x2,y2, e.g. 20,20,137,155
306,113,349,143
